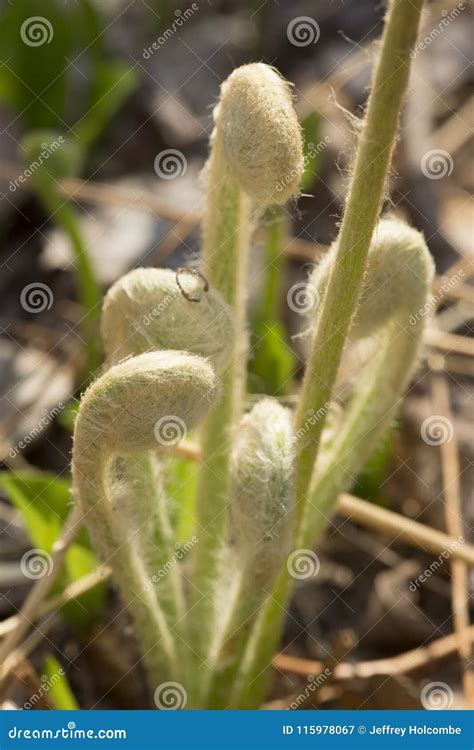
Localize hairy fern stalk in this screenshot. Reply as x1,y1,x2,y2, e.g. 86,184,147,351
72,0,427,710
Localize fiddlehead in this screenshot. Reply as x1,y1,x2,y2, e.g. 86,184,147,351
204,399,294,706
303,218,435,540
192,63,304,672
230,216,433,709
101,267,235,373
72,350,219,689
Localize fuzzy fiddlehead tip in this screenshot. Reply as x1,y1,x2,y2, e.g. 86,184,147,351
101,267,236,373
214,63,304,206
74,350,219,461
71,350,219,687
307,217,435,340
201,398,295,707
230,398,294,576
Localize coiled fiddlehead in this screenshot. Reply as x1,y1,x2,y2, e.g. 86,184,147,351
72,351,219,689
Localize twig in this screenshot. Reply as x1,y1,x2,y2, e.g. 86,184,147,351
0,504,84,676
8,661,56,710
431,278,474,307
433,95,474,157
3,489,471,654
0,164,200,227
441,356,474,378
337,493,474,566
0,614,60,687
430,361,474,708
425,329,474,358
0,565,111,638
442,255,474,282
274,624,474,680
1,159,471,309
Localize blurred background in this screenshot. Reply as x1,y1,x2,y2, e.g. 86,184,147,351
0,0,472,710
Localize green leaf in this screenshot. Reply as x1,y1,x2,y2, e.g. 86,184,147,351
0,0,70,129
61,544,106,631
0,471,105,630
248,322,295,397
248,207,297,395
75,62,139,152
300,111,323,191
354,419,397,507
22,130,84,182
0,0,133,156
0,0,101,131
56,400,79,433
42,655,79,710
0,471,71,549
166,457,199,545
